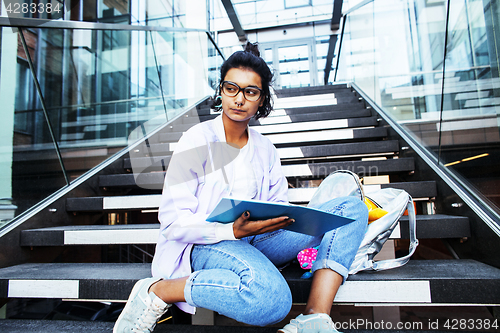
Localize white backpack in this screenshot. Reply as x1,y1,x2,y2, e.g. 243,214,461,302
307,170,418,274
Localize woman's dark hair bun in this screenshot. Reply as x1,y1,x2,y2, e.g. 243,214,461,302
244,41,260,57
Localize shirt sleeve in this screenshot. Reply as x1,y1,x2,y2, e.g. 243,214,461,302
215,222,237,240
158,129,236,244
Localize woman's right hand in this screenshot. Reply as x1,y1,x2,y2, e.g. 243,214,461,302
232,211,294,239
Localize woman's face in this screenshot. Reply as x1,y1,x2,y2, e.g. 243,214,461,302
220,67,264,123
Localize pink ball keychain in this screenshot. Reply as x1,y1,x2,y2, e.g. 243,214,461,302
297,246,319,278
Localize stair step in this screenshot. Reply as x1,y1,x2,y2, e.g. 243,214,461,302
288,181,436,202
163,117,378,138
0,320,484,333
161,122,198,133
194,104,368,124
141,109,374,135
286,259,500,304
254,108,372,125
196,92,360,117
278,140,398,161
21,224,160,246
99,172,166,189
20,214,469,246
282,157,414,178
123,155,171,170
266,127,387,147
253,117,378,135
398,214,470,239
128,143,175,156
273,103,366,115
184,113,218,124
273,93,360,109
0,320,116,333
101,157,415,190
130,112,376,160
123,140,400,173
0,321,280,333
0,260,497,305
157,121,384,144
158,132,183,143
274,83,351,97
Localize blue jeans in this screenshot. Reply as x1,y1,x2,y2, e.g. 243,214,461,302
186,196,368,326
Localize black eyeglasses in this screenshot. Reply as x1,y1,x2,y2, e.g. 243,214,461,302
221,81,263,102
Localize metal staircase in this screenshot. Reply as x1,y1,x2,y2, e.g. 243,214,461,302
0,84,499,332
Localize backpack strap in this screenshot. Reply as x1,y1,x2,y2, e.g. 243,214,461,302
371,196,419,271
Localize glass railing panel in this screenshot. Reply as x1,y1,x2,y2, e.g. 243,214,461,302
438,0,500,215
11,110,68,220
339,0,449,125
17,27,219,182
340,2,376,98
337,0,447,146
0,27,67,224
336,0,500,216
1,20,224,230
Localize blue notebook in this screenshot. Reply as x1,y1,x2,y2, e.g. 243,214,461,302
207,198,354,236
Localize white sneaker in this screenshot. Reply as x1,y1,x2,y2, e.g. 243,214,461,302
278,313,341,333
113,277,171,333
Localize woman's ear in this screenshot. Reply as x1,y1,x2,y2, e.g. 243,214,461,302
215,95,222,106
210,95,223,111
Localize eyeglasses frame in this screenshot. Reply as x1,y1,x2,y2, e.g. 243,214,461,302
220,80,264,102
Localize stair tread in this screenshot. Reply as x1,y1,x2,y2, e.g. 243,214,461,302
252,117,378,135
0,260,498,304
281,157,414,177
76,174,432,213
274,83,351,95
122,140,400,174
20,213,469,246
154,110,374,133
0,320,115,333
158,123,385,144
253,109,372,125
0,321,284,333
124,140,400,170
101,157,416,190
194,104,369,124
0,320,480,333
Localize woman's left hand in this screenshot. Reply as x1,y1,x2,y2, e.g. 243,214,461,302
232,210,295,239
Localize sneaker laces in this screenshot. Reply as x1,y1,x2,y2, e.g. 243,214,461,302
289,317,300,327
132,297,167,333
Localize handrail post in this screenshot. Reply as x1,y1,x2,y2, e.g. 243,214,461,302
333,14,347,82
